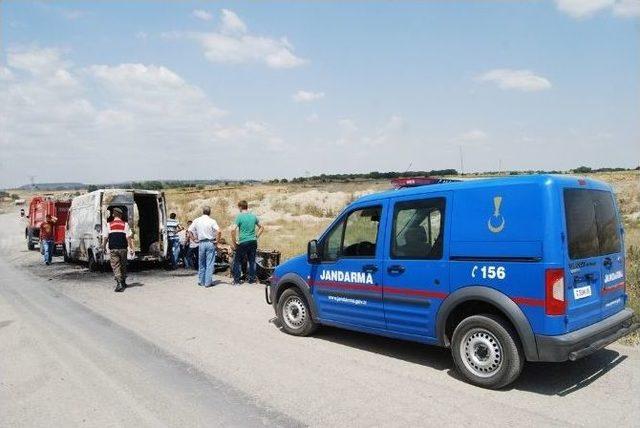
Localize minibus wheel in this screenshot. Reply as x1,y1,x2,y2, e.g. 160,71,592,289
88,252,99,272
451,314,523,389
277,288,318,336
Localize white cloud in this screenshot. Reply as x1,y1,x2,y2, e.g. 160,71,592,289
335,116,406,147
0,47,287,186
7,47,69,75
555,0,614,17
0,66,13,81
61,9,86,21
459,129,488,142
179,9,307,69
476,69,552,92
305,113,320,123
338,118,358,133
292,90,325,102
192,9,213,21
135,31,149,40
555,0,640,18
220,9,247,34
613,0,640,17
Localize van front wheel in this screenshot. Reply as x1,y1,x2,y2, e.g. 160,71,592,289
277,288,318,336
451,314,523,389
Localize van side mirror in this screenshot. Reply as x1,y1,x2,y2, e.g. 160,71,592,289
308,239,320,263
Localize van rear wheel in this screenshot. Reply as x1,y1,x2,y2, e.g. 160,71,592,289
88,252,99,272
277,288,318,336
451,314,523,389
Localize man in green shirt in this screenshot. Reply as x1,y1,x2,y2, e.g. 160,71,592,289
231,200,264,284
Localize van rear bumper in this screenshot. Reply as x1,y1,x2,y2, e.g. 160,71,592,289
535,309,638,362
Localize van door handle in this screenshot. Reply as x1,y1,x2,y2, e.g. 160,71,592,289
387,265,405,274
362,264,378,273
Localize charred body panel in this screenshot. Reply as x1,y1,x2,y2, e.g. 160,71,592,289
65,189,167,267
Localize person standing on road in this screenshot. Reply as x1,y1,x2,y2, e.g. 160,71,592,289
188,207,221,287
231,200,264,285
184,220,198,269
166,213,181,269
39,214,57,265
102,207,133,293
177,224,188,267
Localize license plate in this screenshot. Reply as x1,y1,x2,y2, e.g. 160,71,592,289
573,286,592,300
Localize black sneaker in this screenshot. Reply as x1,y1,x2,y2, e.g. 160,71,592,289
232,280,244,286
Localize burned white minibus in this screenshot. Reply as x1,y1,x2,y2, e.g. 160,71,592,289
64,189,168,270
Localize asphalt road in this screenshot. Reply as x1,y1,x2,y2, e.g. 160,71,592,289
1,211,639,427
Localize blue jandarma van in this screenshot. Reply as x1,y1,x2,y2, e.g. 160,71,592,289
267,175,638,388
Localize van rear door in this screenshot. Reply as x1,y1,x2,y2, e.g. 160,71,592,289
563,188,624,332
159,192,168,258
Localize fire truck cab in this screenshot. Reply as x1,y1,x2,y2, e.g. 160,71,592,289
26,196,71,255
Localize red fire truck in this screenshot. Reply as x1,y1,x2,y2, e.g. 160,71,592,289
25,196,71,255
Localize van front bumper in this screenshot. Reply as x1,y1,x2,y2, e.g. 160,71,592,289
535,309,638,362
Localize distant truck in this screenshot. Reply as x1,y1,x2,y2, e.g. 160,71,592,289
25,196,71,254
64,189,168,270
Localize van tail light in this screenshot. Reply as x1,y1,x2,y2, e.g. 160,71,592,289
545,268,566,315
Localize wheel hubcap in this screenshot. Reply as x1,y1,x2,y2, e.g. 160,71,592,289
283,296,306,329
460,328,503,377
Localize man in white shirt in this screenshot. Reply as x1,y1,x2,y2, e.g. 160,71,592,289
187,206,221,287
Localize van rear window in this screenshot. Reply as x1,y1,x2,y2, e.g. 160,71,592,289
564,189,621,260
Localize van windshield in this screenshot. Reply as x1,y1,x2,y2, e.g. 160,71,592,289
564,188,621,260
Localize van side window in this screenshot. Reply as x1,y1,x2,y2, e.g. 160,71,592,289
322,220,344,261
392,198,445,260
322,206,381,260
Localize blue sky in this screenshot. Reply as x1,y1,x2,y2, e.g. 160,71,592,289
1,1,638,187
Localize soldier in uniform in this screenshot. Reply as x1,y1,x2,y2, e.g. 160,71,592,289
102,207,133,292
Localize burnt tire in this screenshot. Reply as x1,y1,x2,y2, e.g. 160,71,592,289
88,252,99,272
451,314,524,389
27,229,35,251
277,288,318,336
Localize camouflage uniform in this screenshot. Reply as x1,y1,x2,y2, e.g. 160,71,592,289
105,212,131,292
109,249,128,282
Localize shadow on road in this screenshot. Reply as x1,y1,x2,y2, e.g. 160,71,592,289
284,324,629,395
125,282,144,288
511,349,627,396
310,326,452,371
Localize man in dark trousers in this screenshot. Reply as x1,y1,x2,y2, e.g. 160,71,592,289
231,200,264,285
102,207,133,292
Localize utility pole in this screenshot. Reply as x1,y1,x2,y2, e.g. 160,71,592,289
28,175,36,190
459,146,464,175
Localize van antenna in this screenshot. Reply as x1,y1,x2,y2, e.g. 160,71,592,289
404,162,413,175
